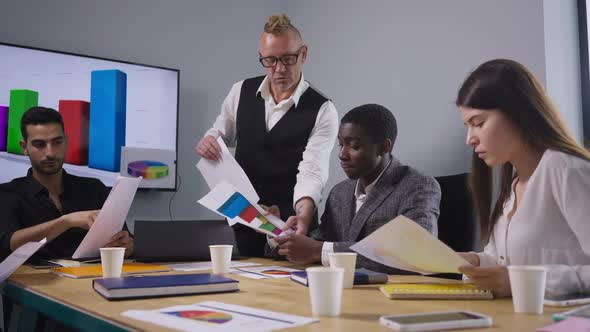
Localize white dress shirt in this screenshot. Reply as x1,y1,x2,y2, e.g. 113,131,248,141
476,149,590,295
320,160,392,266
205,74,339,209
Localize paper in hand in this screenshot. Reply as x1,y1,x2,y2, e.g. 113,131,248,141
0,238,47,282
350,215,470,274
196,137,259,226
198,181,286,238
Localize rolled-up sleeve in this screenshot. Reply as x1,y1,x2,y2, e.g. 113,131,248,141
293,100,339,208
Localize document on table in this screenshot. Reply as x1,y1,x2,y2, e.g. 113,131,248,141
198,181,287,238
350,215,470,274
0,238,47,282
196,137,259,226
233,266,301,279
164,261,261,272
73,176,142,259
122,301,318,332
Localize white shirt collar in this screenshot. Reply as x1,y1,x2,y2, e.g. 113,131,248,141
354,158,392,200
256,73,309,108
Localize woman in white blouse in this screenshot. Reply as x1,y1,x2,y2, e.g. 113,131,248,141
455,59,590,297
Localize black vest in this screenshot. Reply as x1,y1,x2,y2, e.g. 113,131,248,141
235,75,328,212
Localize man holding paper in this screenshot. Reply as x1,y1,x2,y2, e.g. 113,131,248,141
269,104,441,274
194,14,338,257
0,107,133,261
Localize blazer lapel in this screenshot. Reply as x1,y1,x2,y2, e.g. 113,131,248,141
346,159,403,241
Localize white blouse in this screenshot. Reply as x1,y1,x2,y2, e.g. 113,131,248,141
477,149,590,295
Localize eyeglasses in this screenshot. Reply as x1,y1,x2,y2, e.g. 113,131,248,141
259,46,304,68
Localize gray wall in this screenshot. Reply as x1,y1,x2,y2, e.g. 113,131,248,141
0,0,567,227
287,0,546,201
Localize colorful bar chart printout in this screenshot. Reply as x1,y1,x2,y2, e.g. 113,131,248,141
198,181,285,237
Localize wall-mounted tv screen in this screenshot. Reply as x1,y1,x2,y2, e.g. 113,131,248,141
0,42,179,190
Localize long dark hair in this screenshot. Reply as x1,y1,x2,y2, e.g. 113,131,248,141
456,59,590,239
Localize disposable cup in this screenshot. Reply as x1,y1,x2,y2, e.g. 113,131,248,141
100,247,125,278
306,267,344,317
328,252,357,288
508,265,547,314
209,245,233,274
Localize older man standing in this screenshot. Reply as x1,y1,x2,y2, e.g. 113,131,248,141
195,14,338,257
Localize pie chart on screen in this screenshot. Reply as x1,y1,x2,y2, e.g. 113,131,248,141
127,160,169,179
164,310,232,324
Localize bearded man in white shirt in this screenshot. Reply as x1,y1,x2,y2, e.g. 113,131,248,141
194,13,338,257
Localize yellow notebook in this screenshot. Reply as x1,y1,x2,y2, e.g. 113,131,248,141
380,283,493,300
51,263,171,279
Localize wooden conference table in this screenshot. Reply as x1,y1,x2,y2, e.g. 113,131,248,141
3,258,562,331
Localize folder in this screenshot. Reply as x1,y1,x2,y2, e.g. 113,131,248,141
51,263,171,279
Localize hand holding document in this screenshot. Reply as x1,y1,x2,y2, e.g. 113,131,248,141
196,137,259,226
350,215,470,274
73,176,142,259
198,181,287,238
0,238,47,282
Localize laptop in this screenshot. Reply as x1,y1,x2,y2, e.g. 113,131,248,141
133,219,240,262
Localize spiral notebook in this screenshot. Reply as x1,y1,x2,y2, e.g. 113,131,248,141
380,283,493,300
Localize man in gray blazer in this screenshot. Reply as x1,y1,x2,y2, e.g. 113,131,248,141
272,103,441,274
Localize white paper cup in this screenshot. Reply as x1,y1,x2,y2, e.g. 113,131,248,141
209,245,233,274
306,267,344,317
508,265,547,314
328,252,357,288
100,247,125,278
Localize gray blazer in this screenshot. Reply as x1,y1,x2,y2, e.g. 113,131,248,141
312,158,441,274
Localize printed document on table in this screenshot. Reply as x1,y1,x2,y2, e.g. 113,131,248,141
0,238,47,282
73,176,142,259
164,261,261,272
350,215,470,274
122,301,318,332
196,137,259,226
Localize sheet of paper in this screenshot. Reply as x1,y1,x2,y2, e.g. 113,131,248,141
164,261,261,272
228,268,271,280
73,176,142,259
196,137,259,226
350,215,470,274
234,266,301,279
0,238,47,282
122,301,318,332
198,181,287,238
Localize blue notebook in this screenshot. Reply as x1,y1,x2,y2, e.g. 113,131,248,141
93,273,239,300
290,268,388,286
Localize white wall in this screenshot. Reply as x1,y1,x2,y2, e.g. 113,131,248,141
544,0,584,142
0,0,568,224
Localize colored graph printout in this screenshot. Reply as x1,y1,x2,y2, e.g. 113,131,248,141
122,301,318,332
198,181,287,238
234,266,302,279
164,310,232,324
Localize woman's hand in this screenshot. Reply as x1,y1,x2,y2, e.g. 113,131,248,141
458,264,511,298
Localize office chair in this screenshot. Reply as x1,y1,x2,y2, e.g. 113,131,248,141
435,173,477,252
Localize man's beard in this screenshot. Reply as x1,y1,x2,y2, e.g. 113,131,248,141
32,158,63,176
